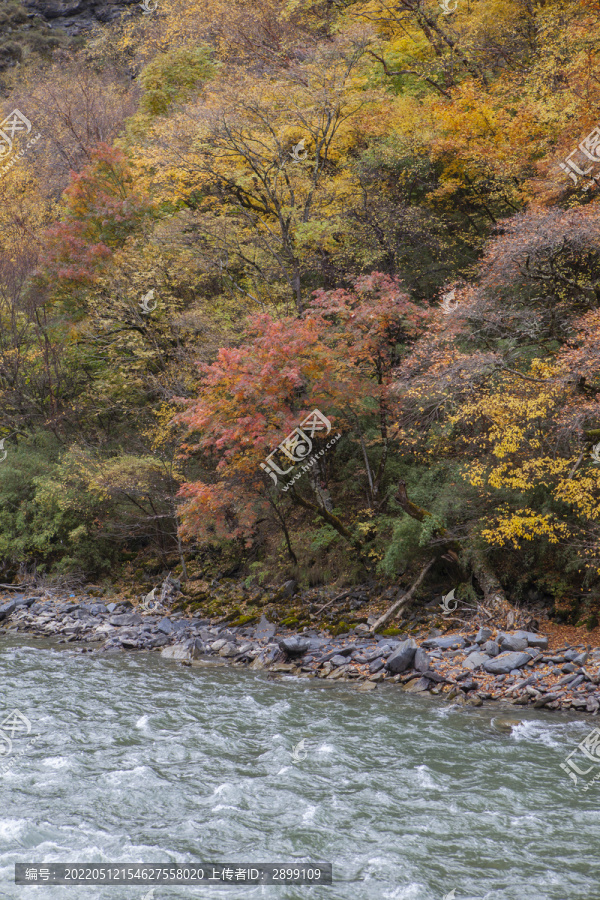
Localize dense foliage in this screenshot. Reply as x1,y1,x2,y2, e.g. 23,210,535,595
1,0,600,621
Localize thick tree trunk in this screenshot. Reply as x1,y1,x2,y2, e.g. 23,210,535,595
467,543,508,608
290,488,367,561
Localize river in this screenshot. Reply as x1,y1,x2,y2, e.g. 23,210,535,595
0,639,598,899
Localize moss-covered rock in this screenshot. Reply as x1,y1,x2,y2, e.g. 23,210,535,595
229,613,258,627
329,621,351,636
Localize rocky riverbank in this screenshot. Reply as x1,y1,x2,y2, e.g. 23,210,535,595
1,591,600,715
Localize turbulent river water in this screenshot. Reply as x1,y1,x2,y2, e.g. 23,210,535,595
0,638,598,900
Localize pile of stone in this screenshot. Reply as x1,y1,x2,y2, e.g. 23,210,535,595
1,595,599,714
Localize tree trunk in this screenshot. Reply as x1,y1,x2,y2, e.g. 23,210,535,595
290,488,366,560
370,557,436,633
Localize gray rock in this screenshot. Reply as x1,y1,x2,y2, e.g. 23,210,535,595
403,676,430,692
385,639,418,674
157,617,173,635
262,643,281,663
414,648,431,673
515,631,548,650
475,627,493,644
483,640,500,657
210,638,227,652
109,613,143,626
278,579,297,599
0,600,16,620
330,655,349,667
15,596,39,608
497,633,528,652
369,658,385,674
89,603,108,616
254,615,276,642
161,644,192,661
365,644,391,662
317,646,355,664
587,695,600,714
421,636,467,650
464,651,491,671
219,642,239,658
278,636,310,657
484,652,531,674
119,633,143,649
145,633,170,648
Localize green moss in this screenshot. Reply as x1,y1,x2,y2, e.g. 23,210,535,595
280,615,299,627
229,613,258,627
329,620,351,636
381,627,403,636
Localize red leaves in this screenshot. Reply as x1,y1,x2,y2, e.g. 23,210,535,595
38,143,151,287
176,273,429,539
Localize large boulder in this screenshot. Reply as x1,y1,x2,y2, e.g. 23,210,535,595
564,648,588,666
110,613,143,627
0,600,16,621
330,654,349,667
497,633,528,652
483,640,500,657
385,639,418,674
483,652,531,674
515,631,548,650
278,636,310,657
15,596,39,608
414,648,431,673
474,627,493,644
273,579,297,601
464,651,490,671
157,617,174,635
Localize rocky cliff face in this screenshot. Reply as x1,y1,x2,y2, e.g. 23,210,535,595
23,0,140,34
0,0,140,75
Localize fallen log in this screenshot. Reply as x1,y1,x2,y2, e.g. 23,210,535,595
370,557,436,634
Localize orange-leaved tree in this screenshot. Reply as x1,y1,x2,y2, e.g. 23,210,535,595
176,273,430,562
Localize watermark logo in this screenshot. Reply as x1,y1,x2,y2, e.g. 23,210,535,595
140,0,158,12
440,289,458,313
0,709,39,774
290,139,307,162
560,726,600,789
559,124,600,191
141,890,155,900
440,588,458,616
440,0,457,12
140,588,166,614
443,891,456,900
140,289,157,314
292,739,308,762
0,439,7,462
0,109,32,161
0,109,41,177
591,442,600,465
260,409,337,488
